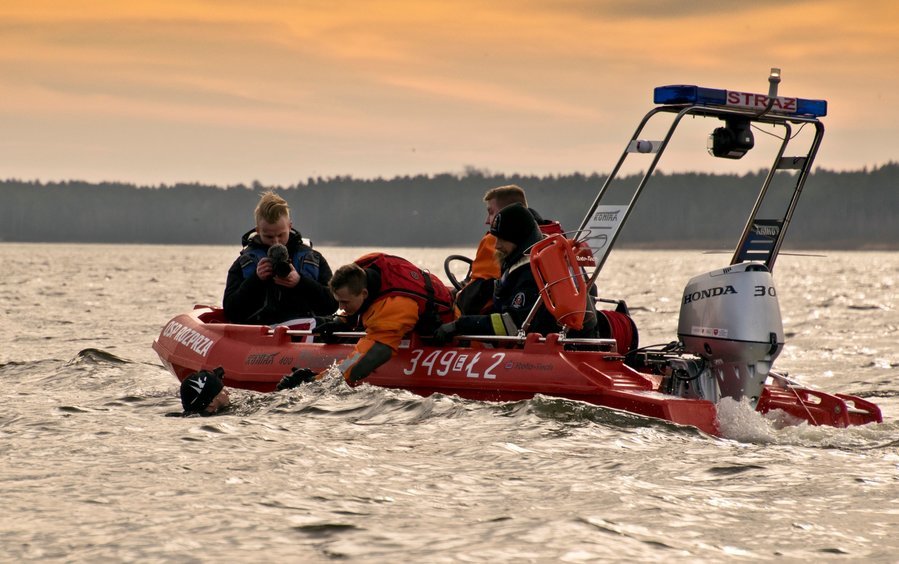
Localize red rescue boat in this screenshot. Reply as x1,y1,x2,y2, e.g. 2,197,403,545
154,70,884,435
153,305,726,434
152,303,881,436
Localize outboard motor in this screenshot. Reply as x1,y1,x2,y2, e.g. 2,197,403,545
674,262,784,405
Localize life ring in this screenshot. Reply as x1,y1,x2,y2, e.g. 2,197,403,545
529,234,588,330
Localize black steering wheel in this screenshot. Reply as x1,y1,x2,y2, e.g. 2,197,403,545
443,255,473,291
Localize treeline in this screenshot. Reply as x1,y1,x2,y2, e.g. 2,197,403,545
1,164,897,249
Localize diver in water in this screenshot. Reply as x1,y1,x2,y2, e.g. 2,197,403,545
180,368,230,416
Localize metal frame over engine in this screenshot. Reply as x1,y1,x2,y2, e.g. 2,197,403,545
577,69,826,406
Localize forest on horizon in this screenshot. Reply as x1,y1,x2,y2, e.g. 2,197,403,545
1,163,897,250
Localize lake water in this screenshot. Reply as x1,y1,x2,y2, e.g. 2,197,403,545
1,244,897,562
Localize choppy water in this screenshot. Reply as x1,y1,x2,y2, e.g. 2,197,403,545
1,244,897,562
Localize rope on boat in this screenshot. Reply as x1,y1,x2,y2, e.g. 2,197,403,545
770,371,819,426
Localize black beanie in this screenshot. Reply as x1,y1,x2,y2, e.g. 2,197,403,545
180,367,225,415
490,203,540,246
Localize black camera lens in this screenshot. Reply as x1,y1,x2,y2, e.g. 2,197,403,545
267,244,292,278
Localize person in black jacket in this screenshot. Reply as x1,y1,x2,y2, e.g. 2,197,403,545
223,191,337,324
454,184,564,316
435,203,597,341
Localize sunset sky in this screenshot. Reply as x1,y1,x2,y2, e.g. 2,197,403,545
1,0,896,186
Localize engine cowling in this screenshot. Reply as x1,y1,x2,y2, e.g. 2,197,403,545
676,262,783,404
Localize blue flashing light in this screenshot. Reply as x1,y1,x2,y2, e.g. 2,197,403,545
653,84,827,118
796,98,827,117
654,85,727,106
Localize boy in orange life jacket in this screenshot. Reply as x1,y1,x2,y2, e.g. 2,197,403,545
278,254,459,388
455,185,563,315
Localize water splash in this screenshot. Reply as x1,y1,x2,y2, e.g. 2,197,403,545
717,396,898,449
716,397,778,443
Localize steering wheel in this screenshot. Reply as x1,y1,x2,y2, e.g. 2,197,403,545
443,255,473,291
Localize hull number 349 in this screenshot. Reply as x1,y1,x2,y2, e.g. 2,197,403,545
404,350,506,379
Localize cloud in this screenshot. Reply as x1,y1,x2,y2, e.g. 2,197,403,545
0,0,896,184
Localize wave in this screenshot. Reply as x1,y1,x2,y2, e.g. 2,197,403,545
233,380,894,448
501,394,711,436
10,353,892,454
66,348,130,366
0,350,131,381
203,376,709,440
156,369,897,450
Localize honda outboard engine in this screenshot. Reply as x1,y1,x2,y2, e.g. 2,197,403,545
674,262,784,405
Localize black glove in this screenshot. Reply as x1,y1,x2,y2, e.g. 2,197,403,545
432,321,458,345
312,317,352,343
276,368,317,390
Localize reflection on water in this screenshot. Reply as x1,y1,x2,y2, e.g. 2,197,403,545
1,244,897,562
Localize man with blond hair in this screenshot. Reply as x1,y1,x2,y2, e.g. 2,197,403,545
223,190,336,324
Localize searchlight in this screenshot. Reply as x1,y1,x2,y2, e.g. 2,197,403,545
708,117,754,159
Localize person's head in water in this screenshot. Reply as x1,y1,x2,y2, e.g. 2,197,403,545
180,368,230,416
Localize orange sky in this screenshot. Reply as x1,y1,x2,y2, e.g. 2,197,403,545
0,0,896,186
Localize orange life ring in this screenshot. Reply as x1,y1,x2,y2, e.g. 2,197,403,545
529,234,588,330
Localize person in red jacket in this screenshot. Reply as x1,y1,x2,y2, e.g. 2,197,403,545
278,254,458,388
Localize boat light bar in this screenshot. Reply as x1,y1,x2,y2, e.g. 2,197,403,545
654,84,827,117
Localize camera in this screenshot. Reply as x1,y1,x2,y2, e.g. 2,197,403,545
267,244,292,278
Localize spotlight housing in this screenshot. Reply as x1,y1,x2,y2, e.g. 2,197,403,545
708,118,754,159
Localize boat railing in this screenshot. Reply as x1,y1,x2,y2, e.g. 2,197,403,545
277,328,619,350
453,335,619,348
